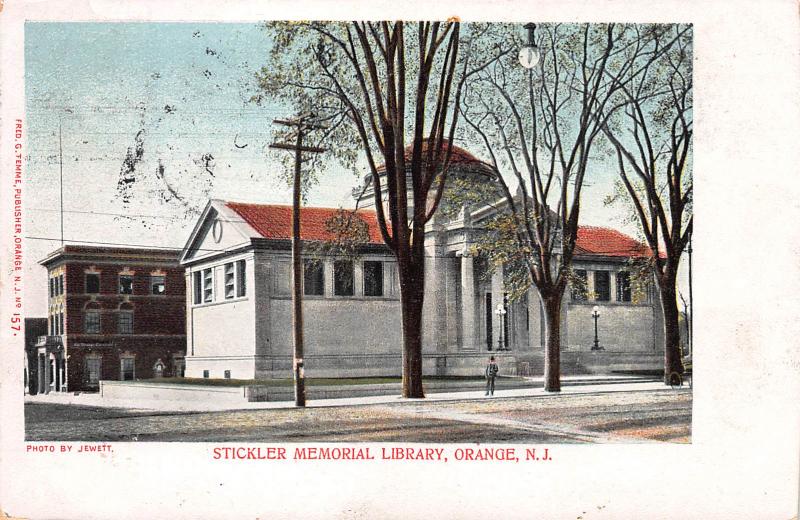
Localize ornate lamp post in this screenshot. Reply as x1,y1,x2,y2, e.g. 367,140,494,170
495,303,507,351
591,305,603,351
518,23,541,69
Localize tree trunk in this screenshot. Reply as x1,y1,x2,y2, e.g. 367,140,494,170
399,261,425,398
542,292,562,392
658,275,684,384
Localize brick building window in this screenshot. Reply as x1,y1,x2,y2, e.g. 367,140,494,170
58,274,64,295
119,275,133,295
86,273,100,294
617,271,632,302
334,260,354,296
303,260,324,296
363,261,384,297
84,358,101,386
84,311,100,334
151,275,166,295
120,357,135,381
594,271,610,302
118,311,133,334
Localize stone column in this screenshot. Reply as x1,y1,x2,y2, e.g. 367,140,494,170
354,260,364,297
430,225,448,354
459,250,476,351
324,259,334,297
610,271,617,302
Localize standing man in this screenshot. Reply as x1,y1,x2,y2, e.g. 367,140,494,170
485,356,499,396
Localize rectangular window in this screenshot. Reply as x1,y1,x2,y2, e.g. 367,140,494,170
203,370,210,379
49,278,54,297
236,260,246,297
617,271,632,302
363,261,384,297
86,273,100,294
224,263,235,299
85,358,101,386
118,312,133,334
571,269,588,301
303,260,325,296
58,274,64,295
120,358,135,381
193,271,202,304
119,275,133,295
151,275,166,295
59,312,64,335
594,271,610,301
85,311,100,334
203,268,213,303
334,260,354,296
224,370,231,379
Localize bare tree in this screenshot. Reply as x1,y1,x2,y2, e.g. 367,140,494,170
459,23,688,391
600,25,692,383
255,21,471,397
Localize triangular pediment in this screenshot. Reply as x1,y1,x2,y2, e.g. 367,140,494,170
180,200,259,265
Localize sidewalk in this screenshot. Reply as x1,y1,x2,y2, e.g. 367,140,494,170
24,375,685,413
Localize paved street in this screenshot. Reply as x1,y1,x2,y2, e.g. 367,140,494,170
26,389,691,443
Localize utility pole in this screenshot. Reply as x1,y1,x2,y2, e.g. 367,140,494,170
59,117,64,246
270,114,326,407
688,231,693,357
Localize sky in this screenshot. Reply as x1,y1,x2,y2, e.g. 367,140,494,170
23,22,689,316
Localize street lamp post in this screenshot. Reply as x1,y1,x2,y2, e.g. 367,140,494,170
495,303,507,351
518,23,541,69
591,305,603,351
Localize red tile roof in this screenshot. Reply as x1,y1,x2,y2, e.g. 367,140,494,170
226,202,653,258
226,203,385,245
575,226,651,258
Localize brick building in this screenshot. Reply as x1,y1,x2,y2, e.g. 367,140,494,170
24,317,47,394
35,246,186,393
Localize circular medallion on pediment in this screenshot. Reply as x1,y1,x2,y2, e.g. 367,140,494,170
212,218,223,243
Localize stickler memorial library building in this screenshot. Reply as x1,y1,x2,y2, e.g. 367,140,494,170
179,145,664,381
30,145,663,391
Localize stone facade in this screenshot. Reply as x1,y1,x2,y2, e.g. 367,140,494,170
180,197,663,380
180,142,662,379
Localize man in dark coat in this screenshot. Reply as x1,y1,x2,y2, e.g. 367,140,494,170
485,356,499,396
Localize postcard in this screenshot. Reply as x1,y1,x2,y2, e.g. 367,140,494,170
1,1,798,519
